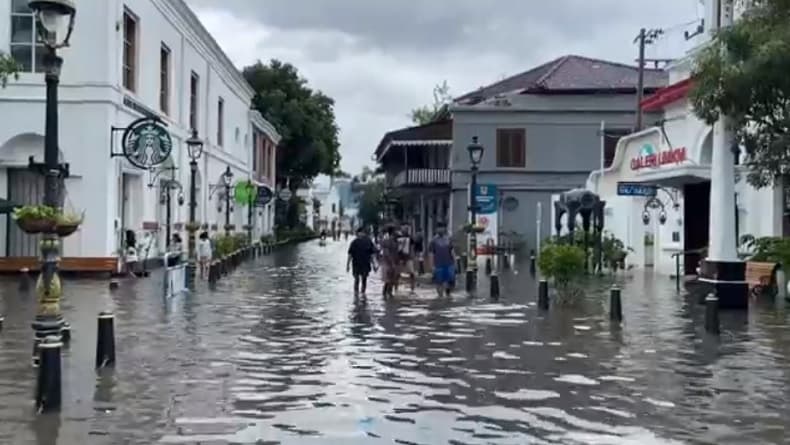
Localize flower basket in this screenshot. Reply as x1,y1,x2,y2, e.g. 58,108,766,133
185,222,201,232
16,217,56,234
242,224,253,230
55,222,80,237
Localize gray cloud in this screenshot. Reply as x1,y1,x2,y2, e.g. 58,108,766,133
186,0,703,174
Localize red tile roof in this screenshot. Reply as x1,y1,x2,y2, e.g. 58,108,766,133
456,55,668,105
640,78,692,111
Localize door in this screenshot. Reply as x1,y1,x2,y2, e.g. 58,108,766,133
7,169,44,257
683,181,710,275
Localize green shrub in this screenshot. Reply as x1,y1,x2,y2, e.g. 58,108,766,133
538,241,586,304
212,233,248,258
602,232,632,272
742,235,790,267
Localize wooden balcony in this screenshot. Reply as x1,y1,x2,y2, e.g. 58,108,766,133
391,168,450,188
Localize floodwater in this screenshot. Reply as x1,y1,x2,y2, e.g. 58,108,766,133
1,240,789,444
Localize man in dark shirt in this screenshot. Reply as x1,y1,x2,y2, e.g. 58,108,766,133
347,227,377,295
429,224,455,298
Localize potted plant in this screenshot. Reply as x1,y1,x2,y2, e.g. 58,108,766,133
54,210,84,237
12,205,58,234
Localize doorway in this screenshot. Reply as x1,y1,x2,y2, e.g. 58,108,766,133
683,181,710,275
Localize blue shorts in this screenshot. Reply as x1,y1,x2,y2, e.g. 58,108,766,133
433,265,456,285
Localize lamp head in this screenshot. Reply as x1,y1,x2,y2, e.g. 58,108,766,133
28,0,76,48
186,129,204,161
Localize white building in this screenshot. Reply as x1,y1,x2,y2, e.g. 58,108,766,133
585,0,783,277
0,0,279,272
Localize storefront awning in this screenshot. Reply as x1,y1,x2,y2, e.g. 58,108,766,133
631,165,710,189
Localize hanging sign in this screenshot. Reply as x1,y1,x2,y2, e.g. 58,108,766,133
278,189,293,201
474,184,498,255
234,180,257,205
256,186,274,206
630,143,687,171
121,117,173,169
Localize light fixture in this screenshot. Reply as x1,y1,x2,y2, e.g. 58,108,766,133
177,193,185,206
467,136,484,166
222,166,233,187
642,211,650,226
658,210,667,225
28,0,76,48
186,129,204,161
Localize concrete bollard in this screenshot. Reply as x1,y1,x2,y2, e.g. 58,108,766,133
538,279,549,310
60,322,71,343
36,335,62,413
95,312,116,369
609,286,623,323
705,293,720,335
485,258,492,275
490,273,500,299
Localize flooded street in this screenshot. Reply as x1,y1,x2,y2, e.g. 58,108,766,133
1,240,790,444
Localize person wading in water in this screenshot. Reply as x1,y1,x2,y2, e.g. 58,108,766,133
347,227,377,296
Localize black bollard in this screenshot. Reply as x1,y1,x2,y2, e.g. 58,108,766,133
0,314,4,331
60,322,71,343
19,267,30,292
490,273,500,299
530,254,536,276
485,258,492,275
503,254,510,270
109,279,119,290
609,286,623,323
705,293,720,335
465,269,475,292
538,279,549,310
36,335,62,412
95,312,116,369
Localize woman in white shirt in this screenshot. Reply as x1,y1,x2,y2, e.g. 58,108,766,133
197,232,213,278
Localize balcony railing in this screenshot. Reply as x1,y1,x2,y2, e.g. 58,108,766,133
391,168,450,188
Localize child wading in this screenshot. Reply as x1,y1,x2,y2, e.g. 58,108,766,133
346,227,377,295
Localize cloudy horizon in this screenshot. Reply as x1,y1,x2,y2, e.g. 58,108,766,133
186,0,704,175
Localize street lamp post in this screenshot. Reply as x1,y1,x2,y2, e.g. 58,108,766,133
222,166,234,234
27,0,75,365
466,137,484,292
186,130,204,289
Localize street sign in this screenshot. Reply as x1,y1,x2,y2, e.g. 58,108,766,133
256,186,274,206
234,181,256,205
617,182,657,197
278,189,292,201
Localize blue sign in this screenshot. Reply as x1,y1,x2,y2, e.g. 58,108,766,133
474,184,498,214
617,182,657,197
256,186,274,206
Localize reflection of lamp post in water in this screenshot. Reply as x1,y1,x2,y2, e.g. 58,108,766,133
466,137,484,292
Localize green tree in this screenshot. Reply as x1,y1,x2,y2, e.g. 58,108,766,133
243,60,341,189
356,179,384,227
0,52,20,88
410,80,451,125
690,0,790,188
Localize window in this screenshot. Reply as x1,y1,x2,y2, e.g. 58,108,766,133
496,129,526,168
10,0,46,73
603,129,630,168
122,9,138,91
159,43,171,114
217,97,224,146
189,72,199,131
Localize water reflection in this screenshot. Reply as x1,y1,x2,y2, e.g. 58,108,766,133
0,241,788,443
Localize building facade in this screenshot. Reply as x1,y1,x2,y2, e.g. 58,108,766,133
0,0,278,271
448,55,666,254
585,0,782,277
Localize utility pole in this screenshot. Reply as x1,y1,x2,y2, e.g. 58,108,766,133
634,27,664,131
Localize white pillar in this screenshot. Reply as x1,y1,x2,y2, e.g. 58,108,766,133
708,0,738,262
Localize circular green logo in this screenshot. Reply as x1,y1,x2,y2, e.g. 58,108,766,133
122,117,173,169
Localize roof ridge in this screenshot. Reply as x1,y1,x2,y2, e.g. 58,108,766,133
454,56,565,101
567,54,663,72
534,55,571,88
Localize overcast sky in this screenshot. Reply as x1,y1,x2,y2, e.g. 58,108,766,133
185,0,704,175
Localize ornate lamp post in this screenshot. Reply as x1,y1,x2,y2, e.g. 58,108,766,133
466,137,484,292
27,0,76,367
186,130,204,289
222,166,234,234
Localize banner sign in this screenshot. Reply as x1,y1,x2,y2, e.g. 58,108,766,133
630,143,687,170
256,186,274,206
474,184,498,255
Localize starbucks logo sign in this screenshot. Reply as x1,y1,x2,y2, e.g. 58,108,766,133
121,117,173,169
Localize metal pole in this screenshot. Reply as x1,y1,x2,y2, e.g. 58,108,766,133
466,164,478,291
247,192,253,244
33,48,65,365
165,185,171,249
225,183,231,234
635,27,646,131
536,201,542,277
187,160,198,289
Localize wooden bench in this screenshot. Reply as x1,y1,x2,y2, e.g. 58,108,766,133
745,261,779,296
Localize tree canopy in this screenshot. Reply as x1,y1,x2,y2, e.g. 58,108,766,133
690,0,790,188
410,80,452,125
243,60,341,189
356,178,385,228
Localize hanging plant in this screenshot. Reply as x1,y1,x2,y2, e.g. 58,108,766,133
12,205,58,234
54,210,84,238
185,222,201,232
463,223,485,234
